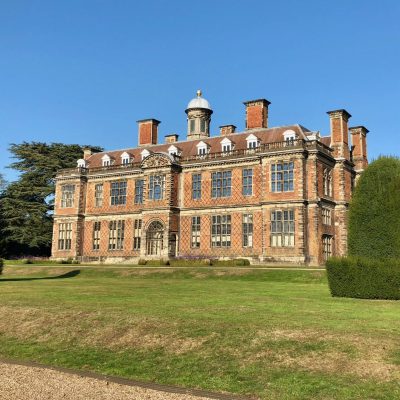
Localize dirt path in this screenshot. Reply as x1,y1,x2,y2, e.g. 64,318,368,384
0,361,249,400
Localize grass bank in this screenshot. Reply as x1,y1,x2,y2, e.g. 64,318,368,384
0,266,399,399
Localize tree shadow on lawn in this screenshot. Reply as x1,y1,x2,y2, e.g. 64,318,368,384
0,269,81,282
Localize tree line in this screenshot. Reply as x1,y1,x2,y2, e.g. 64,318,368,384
0,142,102,258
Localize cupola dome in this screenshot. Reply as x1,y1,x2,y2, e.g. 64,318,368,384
186,90,212,111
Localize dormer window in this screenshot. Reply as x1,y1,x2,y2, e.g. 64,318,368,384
246,134,259,149
121,152,131,165
283,130,296,146
168,145,179,156
221,137,233,153
196,141,209,156
141,149,150,160
102,154,111,167
77,159,86,168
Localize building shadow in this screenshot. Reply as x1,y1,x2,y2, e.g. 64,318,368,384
0,269,81,282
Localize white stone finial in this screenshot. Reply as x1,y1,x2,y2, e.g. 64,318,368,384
197,89,202,97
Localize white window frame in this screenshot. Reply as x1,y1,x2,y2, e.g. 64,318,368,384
102,154,111,167
196,141,209,156
283,129,296,146
141,149,150,160
121,151,131,165
246,133,259,149
77,159,86,168
221,137,233,153
168,145,179,156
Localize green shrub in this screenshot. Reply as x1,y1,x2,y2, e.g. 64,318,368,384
212,258,251,267
61,258,74,265
349,156,400,259
22,258,33,264
138,259,147,265
0,258,3,275
326,257,400,300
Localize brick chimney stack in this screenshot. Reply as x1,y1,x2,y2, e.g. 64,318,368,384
219,125,236,136
327,109,351,159
137,119,160,147
243,99,270,129
349,126,369,171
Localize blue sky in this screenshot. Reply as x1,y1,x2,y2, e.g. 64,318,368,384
1,0,399,182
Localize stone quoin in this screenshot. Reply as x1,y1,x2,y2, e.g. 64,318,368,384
52,91,368,265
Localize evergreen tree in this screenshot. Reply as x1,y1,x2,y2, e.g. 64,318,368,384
348,156,400,259
0,142,102,256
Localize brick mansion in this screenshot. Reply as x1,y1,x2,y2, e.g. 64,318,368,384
52,91,368,265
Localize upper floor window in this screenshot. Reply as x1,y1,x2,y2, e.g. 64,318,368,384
121,152,131,165
200,119,206,133
221,137,233,153
283,129,296,146
271,161,294,192
110,181,127,206
58,222,72,250
134,179,144,204
242,169,253,196
322,207,332,225
192,173,202,200
246,133,259,149
61,184,75,208
212,171,232,198
242,214,253,247
191,216,201,248
271,210,295,247
190,119,195,133
77,159,86,168
108,220,125,250
196,141,208,156
211,215,231,247
102,154,111,167
168,145,179,156
148,175,165,200
323,168,333,197
92,221,101,250
141,149,150,160
95,184,103,207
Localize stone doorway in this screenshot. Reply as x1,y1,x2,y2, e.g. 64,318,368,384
146,221,164,256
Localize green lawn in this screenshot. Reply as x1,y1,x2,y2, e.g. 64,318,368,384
0,266,399,399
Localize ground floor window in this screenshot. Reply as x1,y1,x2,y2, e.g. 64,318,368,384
133,219,142,250
242,214,253,247
211,215,231,247
191,216,201,248
322,235,333,260
92,221,101,250
109,220,125,250
271,210,295,247
58,222,72,250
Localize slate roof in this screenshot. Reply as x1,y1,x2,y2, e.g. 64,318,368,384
86,125,331,168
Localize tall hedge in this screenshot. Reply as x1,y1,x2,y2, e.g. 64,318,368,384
326,257,400,300
348,156,400,259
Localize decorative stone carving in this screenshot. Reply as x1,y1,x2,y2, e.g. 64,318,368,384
141,153,173,169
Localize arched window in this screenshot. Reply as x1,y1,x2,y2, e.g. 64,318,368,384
146,221,164,255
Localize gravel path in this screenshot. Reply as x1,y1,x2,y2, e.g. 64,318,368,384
0,362,223,400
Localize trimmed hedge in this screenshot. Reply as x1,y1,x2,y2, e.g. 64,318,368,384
326,257,400,300
348,156,400,259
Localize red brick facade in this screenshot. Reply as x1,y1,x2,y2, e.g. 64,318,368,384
52,96,368,265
